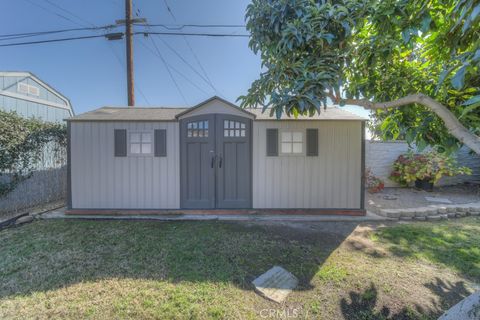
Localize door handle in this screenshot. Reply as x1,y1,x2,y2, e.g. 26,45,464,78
211,155,216,168
218,154,223,168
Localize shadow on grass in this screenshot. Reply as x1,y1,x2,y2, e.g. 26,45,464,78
0,219,358,299
372,218,480,281
424,277,471,313
340,282,457,320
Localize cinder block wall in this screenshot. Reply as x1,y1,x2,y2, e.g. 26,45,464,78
366,140,480,187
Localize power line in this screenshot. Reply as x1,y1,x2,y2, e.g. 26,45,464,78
135,31,249,37
0,25,246,40
161,0,221,96
139,39,211,96
154,36,215,92
143,38,188,104
137,23,246,30
0,34,107,47
22,0,85,28
43,0,96,28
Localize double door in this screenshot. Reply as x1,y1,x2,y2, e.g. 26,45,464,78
180,114,252,209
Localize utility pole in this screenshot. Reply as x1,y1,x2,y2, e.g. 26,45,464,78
125,0,135,107
110,1,146,106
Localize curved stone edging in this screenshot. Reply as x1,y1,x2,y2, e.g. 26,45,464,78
377,202,480,220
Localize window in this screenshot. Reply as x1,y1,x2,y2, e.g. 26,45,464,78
281,131,303,154
130,132,152,154
18,83,28,94
17,83,39,96
224,120,246,137
187,120,208,137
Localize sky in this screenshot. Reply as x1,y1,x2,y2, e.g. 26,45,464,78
0,0,370,121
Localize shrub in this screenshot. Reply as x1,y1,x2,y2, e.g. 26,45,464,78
389,150,471,186
365,168,384,193
0,110,66,196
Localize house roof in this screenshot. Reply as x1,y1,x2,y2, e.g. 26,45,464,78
175,96,256,119
0,71,74,114
67,97,367,122
247,107,366,121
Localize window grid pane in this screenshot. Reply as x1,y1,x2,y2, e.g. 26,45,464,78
141,143,151,154
131,143,141,154
188,121,209,138
281,142,292,153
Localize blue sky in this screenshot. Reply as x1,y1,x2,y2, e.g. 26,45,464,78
0,0,370,120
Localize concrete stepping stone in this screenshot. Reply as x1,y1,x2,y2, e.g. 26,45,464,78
425,196,452,204
252,266,298,303
438,290,480,320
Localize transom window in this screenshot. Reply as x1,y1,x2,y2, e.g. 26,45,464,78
281,131,303,154
130,132,152,154
187,121,209,137
224,120,246,137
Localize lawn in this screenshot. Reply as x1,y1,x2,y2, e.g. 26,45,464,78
0,217,478,319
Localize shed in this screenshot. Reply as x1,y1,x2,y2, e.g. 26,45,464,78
66,96,366,215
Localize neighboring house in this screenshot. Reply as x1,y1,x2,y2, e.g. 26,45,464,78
66,96,367,214
0,71,74,122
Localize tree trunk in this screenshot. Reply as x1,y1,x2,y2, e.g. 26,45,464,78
337,93,480,155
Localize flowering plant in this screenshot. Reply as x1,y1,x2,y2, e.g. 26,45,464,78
365,168,384,193
389,151,471,186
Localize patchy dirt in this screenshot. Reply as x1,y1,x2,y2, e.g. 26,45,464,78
0,199,65,223
367,184,480,212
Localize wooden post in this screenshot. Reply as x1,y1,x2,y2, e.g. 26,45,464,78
125,0,135,107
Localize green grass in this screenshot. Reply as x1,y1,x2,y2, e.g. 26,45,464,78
373,217,480,280
0,218,478,319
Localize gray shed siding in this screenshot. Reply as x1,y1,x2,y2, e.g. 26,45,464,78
0,74,72,122
70,121,180,209
252,121,362,209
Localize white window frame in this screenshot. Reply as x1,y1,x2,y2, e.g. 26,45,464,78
280,130,304,156
128,131,153,156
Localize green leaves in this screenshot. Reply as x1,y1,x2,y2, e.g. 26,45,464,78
451,66,467,90
241,0,479,154
0,111,66,197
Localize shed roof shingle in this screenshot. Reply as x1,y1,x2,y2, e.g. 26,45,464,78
67,106,366,121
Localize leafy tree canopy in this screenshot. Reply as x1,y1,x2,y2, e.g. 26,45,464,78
240,0,480,154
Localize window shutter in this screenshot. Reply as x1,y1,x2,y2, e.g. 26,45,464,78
114,129,127,157
266,128,278,156
306,128,318,156
154,129,167,157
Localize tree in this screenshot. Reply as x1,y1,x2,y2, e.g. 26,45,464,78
239,0,480,154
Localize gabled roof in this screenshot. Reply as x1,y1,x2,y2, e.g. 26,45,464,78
67,106,187,121
0,71,73,111
247,107,367,121
174,96,256,119
67,96,367,122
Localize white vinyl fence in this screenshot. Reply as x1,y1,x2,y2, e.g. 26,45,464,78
366,140,480,187
0,142,66,215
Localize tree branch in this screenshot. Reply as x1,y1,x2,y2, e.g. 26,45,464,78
343,94,480,154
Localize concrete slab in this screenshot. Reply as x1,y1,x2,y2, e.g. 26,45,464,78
438,290,480,320
252,266,298,303
425,196,452,204
39,208,390,222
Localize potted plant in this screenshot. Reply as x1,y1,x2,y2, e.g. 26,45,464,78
365,168,385,193
389,151,472,191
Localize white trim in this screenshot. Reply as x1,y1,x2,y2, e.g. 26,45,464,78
0,72,72,108
0,90,72,113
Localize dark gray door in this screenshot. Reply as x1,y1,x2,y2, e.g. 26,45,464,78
215,115,252,208
180,114,252,209
180,115,216,209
